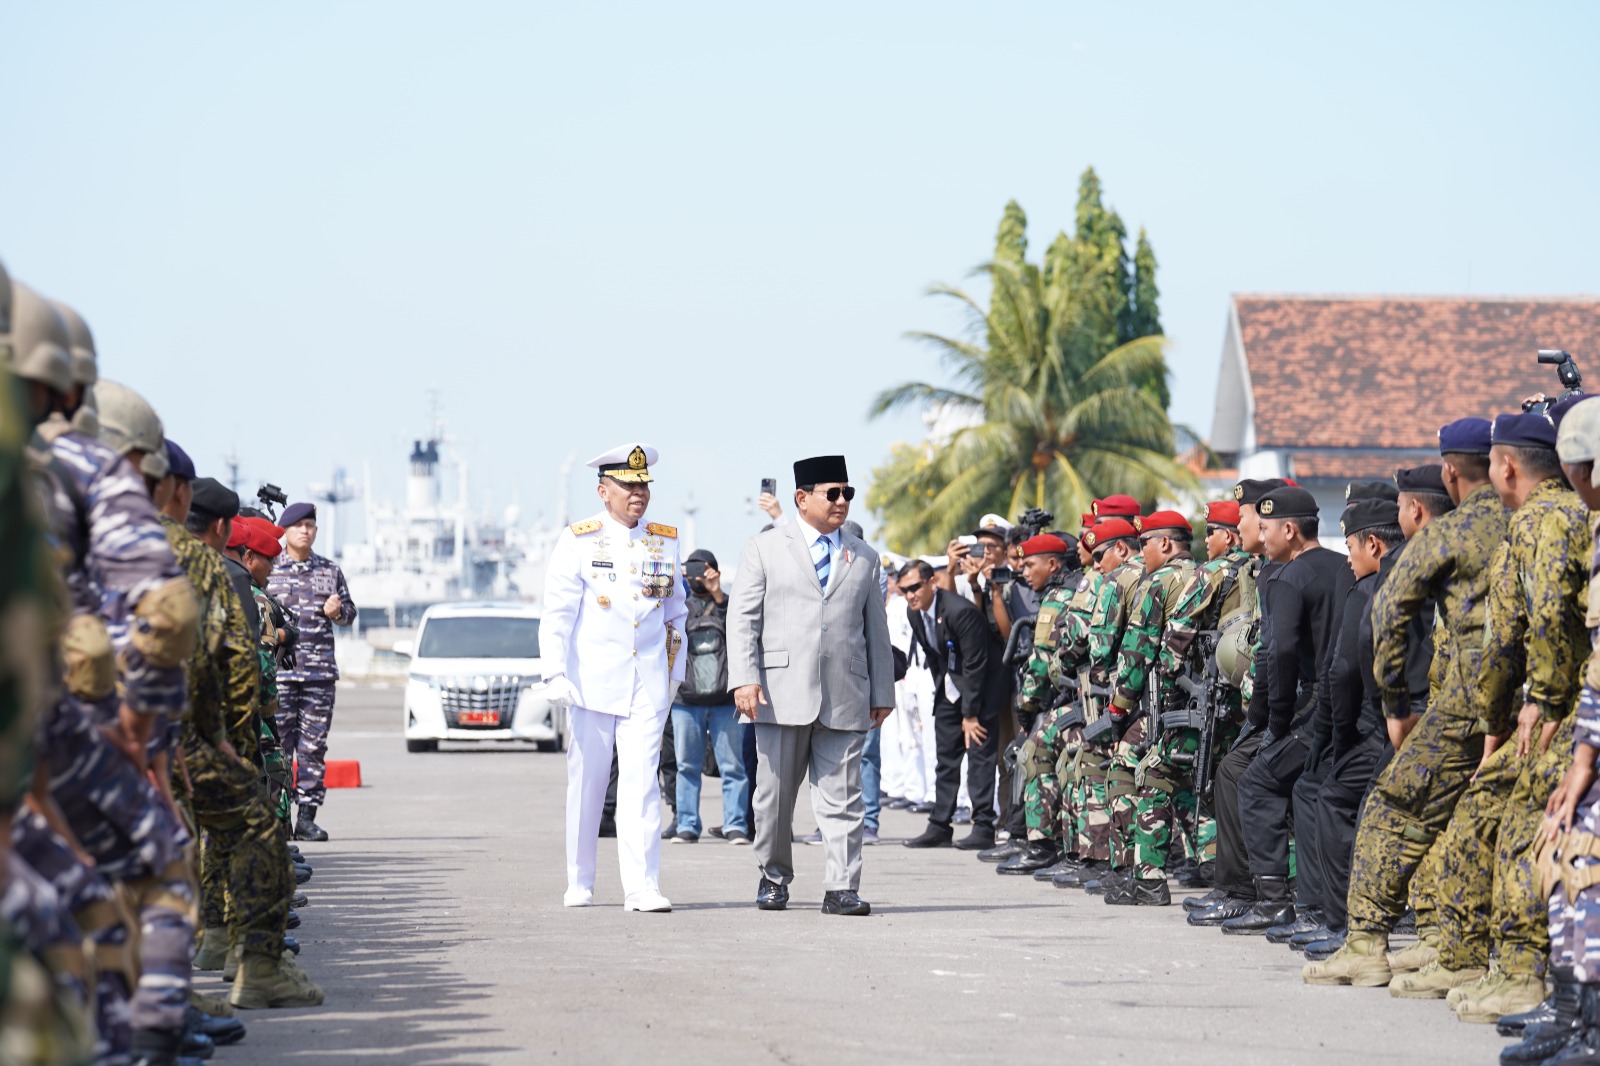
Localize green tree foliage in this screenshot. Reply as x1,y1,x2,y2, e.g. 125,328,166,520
867,175,1192,554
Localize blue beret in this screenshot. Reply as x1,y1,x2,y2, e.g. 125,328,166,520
280,502,317,527
1438,417,1492,456
1491,411,1558,450
164,439,196,481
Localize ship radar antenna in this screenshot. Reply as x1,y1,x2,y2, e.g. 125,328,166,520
309,467,360,560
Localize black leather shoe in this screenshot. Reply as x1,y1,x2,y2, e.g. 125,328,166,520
180,1029,215,1060
1288,924,1334,949
906,802,934,815
756,878,789,911
1499,999,1559,1037
977,839,1027,863
1498,966,1579,1054
283,934,300,955
185,1006,245,1046
1084,869,1132,897
1054,860,1108,888
1186,894,1253,927
903,827,954,849
821,890,871,916
285,908,300,930
1266,909,1324,944
1182,887,1227,913
292,863,313,885
1301,932,1346,960
1176,861,1215,889
1034,857,1082,882
1104,876,1171,907
955,830,995,851
294,806,329,843
291,892,309,909
1223,900,1295,935
997,843,1058,874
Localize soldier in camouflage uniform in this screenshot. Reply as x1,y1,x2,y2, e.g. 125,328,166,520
1303,417,1505,988
1161,499,1255,879
266,502,356,842
1406,413,1591,1022
1067,515,1144,894
158,475,319,1010
994,534,1082,875
1098,511,1198,907
230,517,298,826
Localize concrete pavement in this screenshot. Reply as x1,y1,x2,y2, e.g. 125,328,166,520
217,685,1505,1065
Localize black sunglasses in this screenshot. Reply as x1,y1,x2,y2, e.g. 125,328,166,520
811,485,856,503
898,580,925,594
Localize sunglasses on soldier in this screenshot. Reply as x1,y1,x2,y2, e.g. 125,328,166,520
811,485,856,503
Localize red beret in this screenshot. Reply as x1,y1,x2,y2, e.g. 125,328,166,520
1139,510,1192,536
1083,518,1138,549
1093,494,1142,518
1080,513,1096,530
227,519,249,549
1205,500,1240,527
233,517,282,559
1019,534,1070,557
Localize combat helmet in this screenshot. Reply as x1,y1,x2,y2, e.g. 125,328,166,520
51,299,99,435
5,282,74,397
93,379,169,480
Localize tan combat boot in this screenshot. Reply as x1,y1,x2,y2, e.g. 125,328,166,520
229,951,325,1010
188,990,234,1017
193,927,231,971
1303,930,1393,986
1388,959,1487,999
1453,970,1546,1023
1386,926,1441,975
221,939,243,983
1447,962,1500,1008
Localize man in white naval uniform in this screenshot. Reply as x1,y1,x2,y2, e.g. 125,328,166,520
541,443,687,912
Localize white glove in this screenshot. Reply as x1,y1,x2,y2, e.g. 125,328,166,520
544,675,579,712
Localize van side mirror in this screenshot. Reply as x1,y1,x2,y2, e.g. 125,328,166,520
392,639,415,658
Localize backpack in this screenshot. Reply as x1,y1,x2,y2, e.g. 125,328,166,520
679,603,730,705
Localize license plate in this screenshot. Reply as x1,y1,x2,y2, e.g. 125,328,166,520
459,711,500,726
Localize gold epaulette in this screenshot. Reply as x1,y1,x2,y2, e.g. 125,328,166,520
645,523,678,539
569,519,602,536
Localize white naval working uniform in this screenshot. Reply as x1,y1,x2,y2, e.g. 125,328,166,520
540,510,687,900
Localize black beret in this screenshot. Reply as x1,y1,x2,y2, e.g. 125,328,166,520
1255,485,1319,520
1394,465,1448,495
1345,480,1399,503
793,455,848,487
1233,478,1287,507
280,502,317,527
189,477,240,521
1341,498,1400,537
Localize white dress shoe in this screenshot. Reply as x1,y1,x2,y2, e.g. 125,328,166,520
563,886,594,908
623,891,672,913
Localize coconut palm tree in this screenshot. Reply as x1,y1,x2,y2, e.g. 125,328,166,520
867,256,1198,554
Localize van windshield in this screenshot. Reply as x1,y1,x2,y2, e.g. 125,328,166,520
417,616,541,659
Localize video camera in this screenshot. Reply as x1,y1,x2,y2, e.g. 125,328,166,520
257,482,287,521
1016,507,1054,539
1524,350,1583,413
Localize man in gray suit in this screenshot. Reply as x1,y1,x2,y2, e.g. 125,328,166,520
729,455,896,916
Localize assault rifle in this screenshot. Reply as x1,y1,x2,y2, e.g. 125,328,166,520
1161,632,1224,808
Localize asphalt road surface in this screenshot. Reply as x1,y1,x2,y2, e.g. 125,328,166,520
216,684,1504,1065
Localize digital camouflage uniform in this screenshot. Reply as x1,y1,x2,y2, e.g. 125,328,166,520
161,518,293,963
1072,560,1143,861
1107,556,1196,879
35,426,198,1046
248,581,295,826
1345,483,1506,936
1015,573,1080,844
267,550,355,807
1432,478,1589,979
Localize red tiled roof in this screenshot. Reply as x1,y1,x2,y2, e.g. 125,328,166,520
1288,451,1437,480
1236,295,1600,450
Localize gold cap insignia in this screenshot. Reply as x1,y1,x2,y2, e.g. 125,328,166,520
1131,516,1143,533
628,446,647,470
1260,498,1276,516
1233,484,1245,501
1084,531,1097,548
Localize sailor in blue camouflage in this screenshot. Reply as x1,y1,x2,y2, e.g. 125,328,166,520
35,411,199,1047
267,502,357,821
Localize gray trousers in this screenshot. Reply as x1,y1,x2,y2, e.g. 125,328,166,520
753,720,866,892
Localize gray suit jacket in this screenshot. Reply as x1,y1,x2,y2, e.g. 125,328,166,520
727,520,896,730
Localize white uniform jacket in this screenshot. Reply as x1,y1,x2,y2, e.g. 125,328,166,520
540,510,688,714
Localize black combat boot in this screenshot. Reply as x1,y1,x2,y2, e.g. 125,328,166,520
1034,856,1084,882
1176,860,1215,889
1502,966,1581,1064
295,805,329,843
1084,868,1133,897
130,1027,182,1066
1183,887,1228,913
1104,876,1171,907
978,838,1027,863
1054,859,1107,888
1266,906,1325,944
1221,875,1294,935
996,842,1060,875
1187,891,1255,927
1546,981,1600,1066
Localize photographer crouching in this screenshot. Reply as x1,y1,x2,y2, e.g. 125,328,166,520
666,550,751,845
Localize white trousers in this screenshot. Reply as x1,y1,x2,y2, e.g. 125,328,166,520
885,679,928,801
565,674,668,898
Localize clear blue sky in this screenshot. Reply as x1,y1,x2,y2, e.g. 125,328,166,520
4,2,1596,557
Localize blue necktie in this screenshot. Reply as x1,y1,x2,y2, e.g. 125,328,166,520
812,534,832,590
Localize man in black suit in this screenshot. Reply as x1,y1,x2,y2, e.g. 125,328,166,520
896,561,994,848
